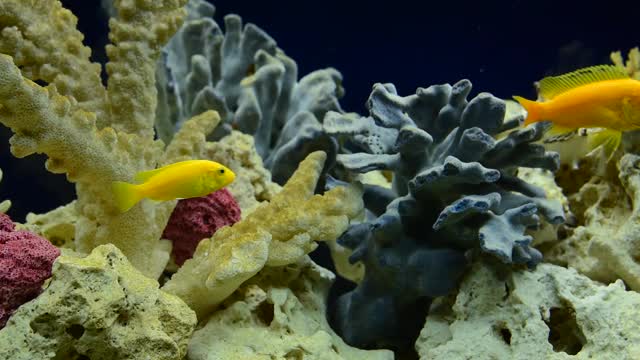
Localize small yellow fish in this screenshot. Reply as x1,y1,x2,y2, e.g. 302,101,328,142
513,65,640,158
112,160,235,213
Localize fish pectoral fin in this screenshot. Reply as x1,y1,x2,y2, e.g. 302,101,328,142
587,128,622,160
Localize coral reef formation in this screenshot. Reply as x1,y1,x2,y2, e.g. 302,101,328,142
188,256,393,360
156,0,342,184
325,80,564,348
162,188,241,265
163,151,363,318
0,0,192,279
0,244,197,360
417,261,640,359
0,213,60,328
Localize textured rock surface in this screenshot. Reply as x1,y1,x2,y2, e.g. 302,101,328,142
0,244,196,360
417,261,640,360
545,153,640,291
0,213,60,328
162,188,241,265
188,257,393,360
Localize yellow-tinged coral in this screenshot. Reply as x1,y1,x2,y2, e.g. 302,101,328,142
0,0,190,278
106,0,187,137
204,130,282,215
19,201,78,249
162,151,364,319
0,0,107,123
611,47,640,79
188,257,393,360
0,244,197,360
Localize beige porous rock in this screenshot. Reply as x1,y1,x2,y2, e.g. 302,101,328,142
417,261,640,360
187,257,393,360
0,244,196,360
545,153,640,291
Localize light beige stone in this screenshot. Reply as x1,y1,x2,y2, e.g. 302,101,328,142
0,244,196,360
417,261,640,360
188,257,393,360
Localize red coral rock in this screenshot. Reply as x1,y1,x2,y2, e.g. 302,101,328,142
162,188,241,266
0,213,60,328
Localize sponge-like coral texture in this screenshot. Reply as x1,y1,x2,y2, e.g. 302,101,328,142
418,261,640,359
162,188,241,265
188,257,394,360
0,213,60,328
0,244,197,360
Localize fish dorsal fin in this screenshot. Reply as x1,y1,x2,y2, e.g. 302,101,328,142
134,161,191,183
539,65,629,100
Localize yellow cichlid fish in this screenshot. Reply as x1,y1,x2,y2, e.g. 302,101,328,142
112,160,236,213
513,65,640,158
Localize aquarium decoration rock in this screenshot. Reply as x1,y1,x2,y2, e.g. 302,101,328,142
188,256,394,360
162,188,241,265
325,80,565,348
546,152,640,291
417,261,640,359
156,0,342,184
0,213,60,328
0,244,197,360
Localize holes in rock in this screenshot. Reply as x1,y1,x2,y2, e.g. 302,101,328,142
284,348,304,360
256,300,274,326
116,311,130,326
499,327,512,345
66,324,85,339
545,306,585,355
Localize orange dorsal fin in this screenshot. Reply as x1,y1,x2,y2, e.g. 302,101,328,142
538,65,629,100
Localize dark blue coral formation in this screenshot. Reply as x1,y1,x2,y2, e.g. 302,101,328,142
156,0,342,184
324,80,565,349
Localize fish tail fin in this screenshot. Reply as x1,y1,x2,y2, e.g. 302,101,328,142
588,129,622,160
112,181,143,213
513,96,543,126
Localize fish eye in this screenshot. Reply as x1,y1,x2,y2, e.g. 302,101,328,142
219,169,225,174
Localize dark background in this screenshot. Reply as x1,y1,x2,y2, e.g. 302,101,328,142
1,0,638,221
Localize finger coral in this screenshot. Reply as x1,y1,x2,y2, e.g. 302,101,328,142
0,0,222,279
162,188,241,265
156,0,342,184
0,244,197,360
163,151,364,319
325,80,564,348
0,213,60,328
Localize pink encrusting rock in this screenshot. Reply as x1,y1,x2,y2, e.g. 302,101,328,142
0,213,60,328
163,189,241,265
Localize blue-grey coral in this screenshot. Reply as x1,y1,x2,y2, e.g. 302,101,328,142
324,80,565,349
156,0,342,184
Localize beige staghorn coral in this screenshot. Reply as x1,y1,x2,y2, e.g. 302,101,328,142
188,257,393,360
0,0,194,278
0,244,197,360
163,151,364,319
417,261,640,360
611,47,640,79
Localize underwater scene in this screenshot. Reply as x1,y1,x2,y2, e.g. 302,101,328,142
0,0,639,359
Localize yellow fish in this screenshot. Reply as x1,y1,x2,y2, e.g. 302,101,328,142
112,160,236,213
513,65,640,158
